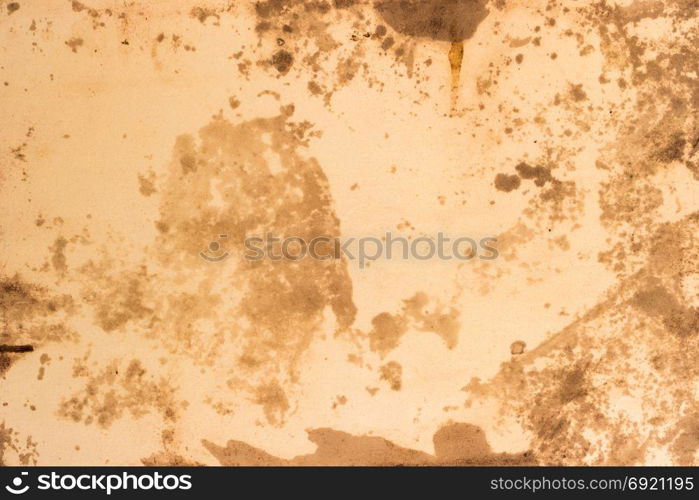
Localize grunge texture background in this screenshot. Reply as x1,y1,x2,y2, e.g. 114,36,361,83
0,0,698,465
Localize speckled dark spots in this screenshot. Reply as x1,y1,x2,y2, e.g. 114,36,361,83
569,83,587,101
558,364,588,404
307,80,323,96
59,359,179,428
633,280,699,338
653,132,686,163
379,361,402,390
65,37,83,53
254,0,284,19
515,162,552,187
271,49,293,74
190,6,218,23
671,413,699,465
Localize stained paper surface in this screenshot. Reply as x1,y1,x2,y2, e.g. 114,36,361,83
1,0,698,465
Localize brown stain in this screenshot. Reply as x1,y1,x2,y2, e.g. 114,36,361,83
138,171,156,197
467,212,699,464
252,0,345,87
368,292,460,358
501,156,581,232
374,0,489,42
0,275,77,378
0,344,33,353
253,380,290,426
510,341,525,355
568,83,587,102
492,154,581,235
632,278,699,338
141,451,202,466
0,423,35,465
590,0,698,282
671,413,699,466
82,264,153,333
249,0,486,104
73,109,359,422
1,0,697,466
270,49,293,74
203,421,534,465
494,173,521,192
0,422,38,466
332,394,347,409
433,422,495,462
155,112,356,330
190,6,220,24
379,360,402,390
141,428,203,466
515,162,553,187
64,37,83,53
368,312,407,357
307,81,323,96
558,363,589,404
374,0,487,103
0,423,12,465
58,359,180,428
49,237,68,273
448,41,464,111
0,355,10,377
402,292,460,349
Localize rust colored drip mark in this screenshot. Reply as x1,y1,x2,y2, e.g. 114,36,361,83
448,41,464,112
0,344,34,353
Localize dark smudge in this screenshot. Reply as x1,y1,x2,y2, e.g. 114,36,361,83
203,422,534,465
374,0,489,42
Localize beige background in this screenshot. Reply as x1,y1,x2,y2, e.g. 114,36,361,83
0,0,697,465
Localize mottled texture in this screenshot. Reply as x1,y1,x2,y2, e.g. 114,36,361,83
0,0,697,466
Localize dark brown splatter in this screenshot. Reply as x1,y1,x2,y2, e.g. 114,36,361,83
494,173,521,192
515,162,553,187
379,361,402,390
374,0,489,42
271,50,293,74
65,37,84,53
